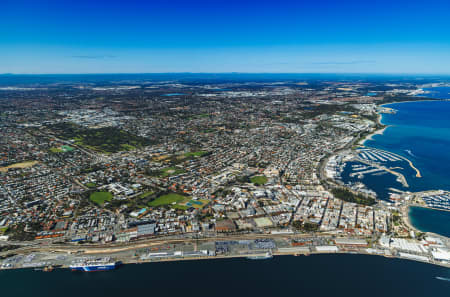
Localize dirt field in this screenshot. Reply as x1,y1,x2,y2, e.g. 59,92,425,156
0,161,39,172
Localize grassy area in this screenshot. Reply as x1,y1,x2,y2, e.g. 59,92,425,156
90,191,113,205
120,144,136,151
50,147,63,153
160,167,185,177
139,191,154,199
48,123,152,153
148,193,188,207
85,182,97,188
172,204,190,210
250,175,268,185
331,188,376,206
50,145,74,153
184,151,208,158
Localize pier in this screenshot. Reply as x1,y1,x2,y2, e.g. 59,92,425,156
358,148,422,178
401,156,422,178
354,158,409,188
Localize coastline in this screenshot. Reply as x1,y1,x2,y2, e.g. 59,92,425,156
3,99,450,273
406,204,450,237
380,98,450,106
402,204,419,233
1,247,449,272
363,99,449,237
358,111,385,146
359,124,388,146
114,250,450,269
363,100,442,145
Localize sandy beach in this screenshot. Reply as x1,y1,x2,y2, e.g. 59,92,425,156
358,113,389,146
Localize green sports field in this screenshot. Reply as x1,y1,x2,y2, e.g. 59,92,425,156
250,175,268,185
90,191,113,205
148,193,188,208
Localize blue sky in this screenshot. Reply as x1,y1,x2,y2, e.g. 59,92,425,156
1,0,450,74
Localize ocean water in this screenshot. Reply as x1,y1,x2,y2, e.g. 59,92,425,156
0,255,449,297
341,161,409,201
365,100,450,192
162,93,186,96
363,91,450,236
417,87,450,99
409,206,450,237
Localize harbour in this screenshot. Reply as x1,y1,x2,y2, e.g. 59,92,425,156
0,254,449,297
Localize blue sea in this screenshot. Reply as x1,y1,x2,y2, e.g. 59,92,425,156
362,87,450,236
162,93,186,96
340,161,409,201
409,206,450,237
366,99,450,193
417,87,450,99
0,255,449,297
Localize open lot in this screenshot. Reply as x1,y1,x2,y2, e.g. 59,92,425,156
0,161,39,173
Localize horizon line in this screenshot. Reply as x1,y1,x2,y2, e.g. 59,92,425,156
2,72,450,76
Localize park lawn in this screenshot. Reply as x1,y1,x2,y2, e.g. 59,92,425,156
90,191,113,205
139,191,154,199
148,193,188,207
160,167,185,177
49,123,151,153
121,143,136,151
172,204,190,210
85,182,97,188
184,151,208,158
250,175,268,185
50,147,63,153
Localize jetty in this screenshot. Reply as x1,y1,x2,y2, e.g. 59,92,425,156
358,148,422,178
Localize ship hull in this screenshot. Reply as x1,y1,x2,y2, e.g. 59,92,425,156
70,262,120,272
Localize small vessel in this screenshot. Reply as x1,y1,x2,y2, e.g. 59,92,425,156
70,257,121,272
435,276,450,282
246,252,273,260
405,149,415,157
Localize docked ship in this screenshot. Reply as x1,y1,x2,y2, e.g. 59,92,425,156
70,257,121,272
246,251,273,260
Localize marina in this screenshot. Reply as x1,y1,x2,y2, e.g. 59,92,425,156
419,191,450,211
326,147,419,200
